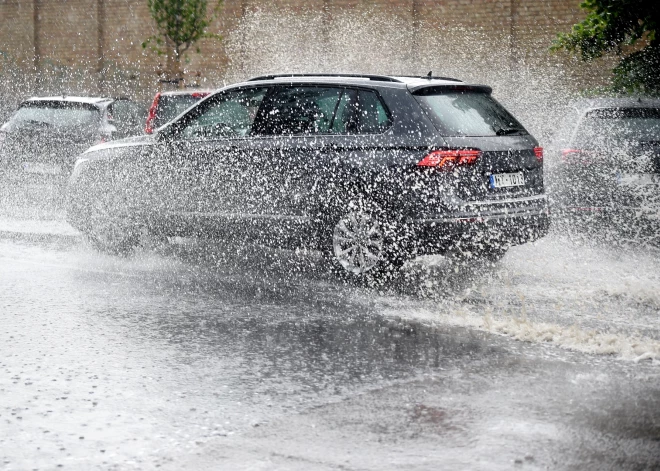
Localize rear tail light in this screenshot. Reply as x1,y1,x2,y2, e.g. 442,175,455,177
417,149,481,170
534,147,543,161
145,93,161,134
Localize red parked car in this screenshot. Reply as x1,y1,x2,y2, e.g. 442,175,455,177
145,90,212,134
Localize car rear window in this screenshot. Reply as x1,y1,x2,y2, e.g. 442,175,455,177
155,95,205,128
573,108,660,148
7,101,99,130
413,88,527,137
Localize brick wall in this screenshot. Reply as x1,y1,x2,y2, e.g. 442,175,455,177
0,0,616,137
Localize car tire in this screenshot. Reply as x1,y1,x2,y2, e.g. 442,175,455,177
86,218,141,256
321,198,409,281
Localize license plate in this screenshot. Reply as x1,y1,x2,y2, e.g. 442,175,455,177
22,162,62,175
490,172,524,189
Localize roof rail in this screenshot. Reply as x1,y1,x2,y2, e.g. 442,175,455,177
247,73,405,83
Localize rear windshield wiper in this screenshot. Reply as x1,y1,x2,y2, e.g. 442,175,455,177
495,127,525,136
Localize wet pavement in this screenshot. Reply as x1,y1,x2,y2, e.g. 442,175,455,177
0,238,659,470
1,196,660,470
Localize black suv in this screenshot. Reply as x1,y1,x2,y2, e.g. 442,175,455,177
67,74,548,278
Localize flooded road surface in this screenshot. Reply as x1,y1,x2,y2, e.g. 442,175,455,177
1,217,659,470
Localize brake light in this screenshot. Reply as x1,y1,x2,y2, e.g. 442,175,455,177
145,93,161,134
417,149,481,170
534,147,543,161
191,92,210,98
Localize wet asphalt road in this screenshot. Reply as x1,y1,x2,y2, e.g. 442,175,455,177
1,228,659,471
1,186,660,470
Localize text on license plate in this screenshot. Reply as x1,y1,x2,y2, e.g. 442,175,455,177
22,162,62,175
490,172,524,189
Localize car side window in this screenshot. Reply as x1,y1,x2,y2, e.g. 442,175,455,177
331,89,358,134
180,87,267,140
328,89,391,134
355,90,391,133
254,87,343,136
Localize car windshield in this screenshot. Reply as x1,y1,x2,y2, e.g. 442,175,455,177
413,89,527,137
573,108,660,149
155,95,205,128
7,101,100,130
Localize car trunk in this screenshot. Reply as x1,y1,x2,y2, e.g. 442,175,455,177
441,135,543,202
407,83,544,208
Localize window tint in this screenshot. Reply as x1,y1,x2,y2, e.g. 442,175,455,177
180,88,267,139
355,90,391,133
254,87,391,136
255,87,342,136
7,101,99,131
413,89,527,137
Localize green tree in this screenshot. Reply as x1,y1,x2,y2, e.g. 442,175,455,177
143,0,223,85
552,0,660,95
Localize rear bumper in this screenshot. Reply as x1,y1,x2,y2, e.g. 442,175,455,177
408,194,550,253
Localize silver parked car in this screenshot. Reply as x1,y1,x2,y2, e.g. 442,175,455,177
0,96,146,182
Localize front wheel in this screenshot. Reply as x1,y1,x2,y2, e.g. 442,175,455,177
323,200,409,280
86,218,142,256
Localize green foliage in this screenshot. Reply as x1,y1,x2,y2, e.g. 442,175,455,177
142,0,223,66
552,0,660,95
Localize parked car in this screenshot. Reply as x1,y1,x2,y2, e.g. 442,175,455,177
145,90,212,134
0,96,146,181
67,74,549,278
546,98,660,239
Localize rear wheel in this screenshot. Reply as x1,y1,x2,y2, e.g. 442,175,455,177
323,200,409,281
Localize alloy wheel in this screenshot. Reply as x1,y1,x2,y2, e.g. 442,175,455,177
332,211,385,274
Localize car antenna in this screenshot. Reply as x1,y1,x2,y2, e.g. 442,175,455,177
426,71,432,79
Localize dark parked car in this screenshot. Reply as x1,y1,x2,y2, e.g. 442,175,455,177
145,90,212,134
67,74,549,278
546,98,660,238
0,96,146,181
